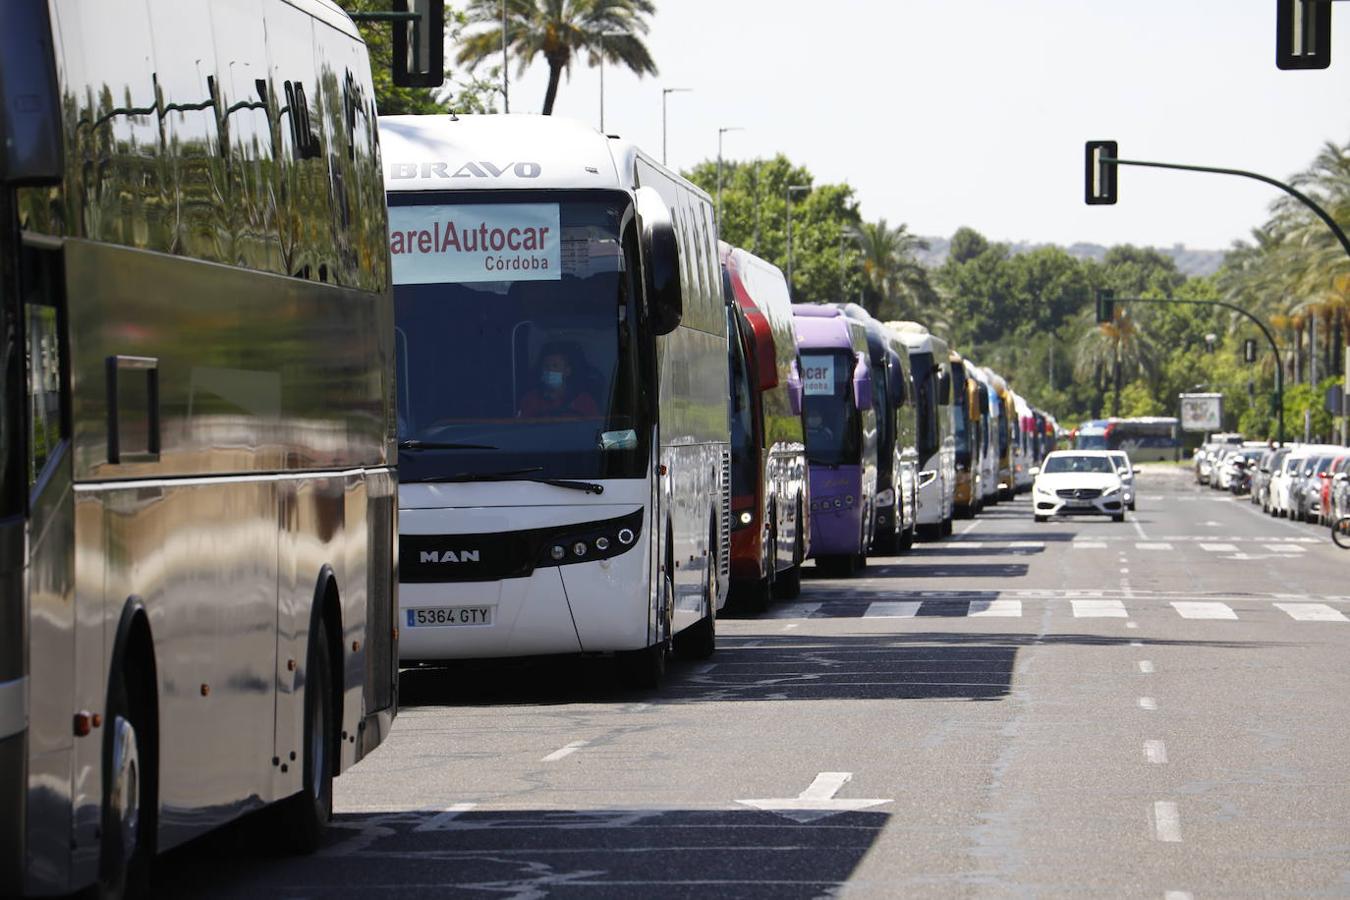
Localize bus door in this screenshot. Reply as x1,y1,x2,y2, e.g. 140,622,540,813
18,236,82,877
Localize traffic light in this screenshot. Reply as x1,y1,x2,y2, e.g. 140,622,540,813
1095,289,1115,324
1244,338,1258,363
1277,0,1332,70
1085,141,1119,205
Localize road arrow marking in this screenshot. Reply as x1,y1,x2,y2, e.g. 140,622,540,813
737,771,891,823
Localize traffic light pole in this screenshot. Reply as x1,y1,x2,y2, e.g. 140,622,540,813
1099,155,1350,262
1105,294,1285,446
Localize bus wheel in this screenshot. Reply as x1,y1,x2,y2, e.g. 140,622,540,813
275,620,335,854
940,517,954,537
773,509,803,600
674,549,717,660
621,572,671,689
99,667,153,900
898,523,914,553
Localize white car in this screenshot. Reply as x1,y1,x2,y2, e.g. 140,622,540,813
1107,451,1136,511
1032,451,1127,522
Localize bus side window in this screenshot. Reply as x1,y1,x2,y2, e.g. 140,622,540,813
21,246,67,490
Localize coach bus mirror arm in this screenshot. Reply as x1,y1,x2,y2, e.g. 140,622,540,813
635,187,682,336
852,353,873,412
350,1,447,88
787,359,803,415
0,0,63,184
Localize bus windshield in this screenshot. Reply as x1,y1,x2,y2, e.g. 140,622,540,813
802,349,861,466
951,364,970,465
391,192,648,482
729,311,758,498
910,351,938,461
0,226,17,518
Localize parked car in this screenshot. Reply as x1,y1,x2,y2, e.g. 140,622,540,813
1268,446,1308,518
1107,451,1136,510
1194,443,1216,485
1329,460,1350,527
1291,451,1337,523
1032,451,1127,523
1318,455,1350,525
1257,446,1290,512
1224,448,1264,496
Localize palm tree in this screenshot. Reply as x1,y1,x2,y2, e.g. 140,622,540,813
849,219,933,320
1074,310,1157,417
457,0,658,115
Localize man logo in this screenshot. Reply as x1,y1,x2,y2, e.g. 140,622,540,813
420,550,482,563
389,161,542,180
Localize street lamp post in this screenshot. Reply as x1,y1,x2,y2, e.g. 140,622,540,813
661,88,691,166
597,31,628,132
716,126,743,225
785,184,810,299
501,0,509,113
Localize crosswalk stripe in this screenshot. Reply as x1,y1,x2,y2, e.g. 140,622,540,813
1072,599,1128,618
1072,542,1107,550
967,599,1022,617
1135,542,1174,551
1275,603,1349,622
1007,541,1044,549
1199,543,1239,552
863,601,921,618
1263,544,1306,554
1170,601,1237,619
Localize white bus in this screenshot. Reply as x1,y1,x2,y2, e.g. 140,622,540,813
380,115,730,687
1,1,426,895
888,323,956,537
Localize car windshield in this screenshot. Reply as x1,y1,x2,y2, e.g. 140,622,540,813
1043,455,1115,474
1109,453,1130,473
390,192,648,482
802,349,861,466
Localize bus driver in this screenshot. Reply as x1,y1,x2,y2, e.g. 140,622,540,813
520,343,600,418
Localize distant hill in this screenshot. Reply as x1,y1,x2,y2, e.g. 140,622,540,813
915,237,1227,277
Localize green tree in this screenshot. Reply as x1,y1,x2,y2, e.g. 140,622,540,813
849,219,933,320
683,155,886,306
341,0,499,114
456,0,657,115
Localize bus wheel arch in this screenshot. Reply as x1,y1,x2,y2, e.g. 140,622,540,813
99,597,159,899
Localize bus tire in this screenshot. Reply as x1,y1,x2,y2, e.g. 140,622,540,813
98,655,155,900
619,640,667,689
898,523,915,552
773,505,804,600
275,618,336,855
940,517,953,537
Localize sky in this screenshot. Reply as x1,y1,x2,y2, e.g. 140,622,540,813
466,0,1350,252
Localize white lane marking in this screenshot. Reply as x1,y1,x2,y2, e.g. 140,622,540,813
968,599,1022,617
765,603,821,619
958,519,982,535
1136,542,1174,551
1171,601,1238,620
1126,621,1139,629
1153,801,1182,842
1139,697,1157,710
1132,517,1148,540
1264,543,1305,553
1130,640,1144,647
693,663,717,674
627,703,651,713
737,771,892,823
864,601,922,618
1138,660,1155,674
782,622,799,631
950,541,984,549
541,740,589,762
1072,599,1128,618
1144,740,1168,764
1120,568,1130,574
1199,542,1239,552
1164,892,1194,900
1007,541,1043,549
412,802,478,832
1276,602,1349,622
1073,541,1107,549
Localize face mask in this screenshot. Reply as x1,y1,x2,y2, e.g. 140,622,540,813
542,370,565,390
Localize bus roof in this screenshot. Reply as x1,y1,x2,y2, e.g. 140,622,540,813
381,114,633,194
793,305,856,351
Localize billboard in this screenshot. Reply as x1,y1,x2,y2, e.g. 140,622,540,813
1179,393,1223,432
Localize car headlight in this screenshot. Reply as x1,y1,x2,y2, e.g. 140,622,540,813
1033,483,1052,496
1103,485,1120,497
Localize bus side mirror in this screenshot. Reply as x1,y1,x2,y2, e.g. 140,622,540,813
852,353,873,412
392,0,445,87
787,358,802,415
746,312,779,389
0,0,63,184
936,368,951,404
636,187,683,336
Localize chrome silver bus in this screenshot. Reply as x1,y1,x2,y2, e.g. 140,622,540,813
0,1,428,894
381,114,730,688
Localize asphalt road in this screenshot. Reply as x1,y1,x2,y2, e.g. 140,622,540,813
157,465,1350,898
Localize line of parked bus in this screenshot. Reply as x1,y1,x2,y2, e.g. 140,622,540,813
0,5,1063,890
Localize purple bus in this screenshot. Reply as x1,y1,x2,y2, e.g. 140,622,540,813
793,307,878,576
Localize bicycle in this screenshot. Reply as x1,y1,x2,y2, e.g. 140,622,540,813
1332,515,1350,549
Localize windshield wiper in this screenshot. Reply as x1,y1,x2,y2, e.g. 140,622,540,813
420,466,605,494
399,439,498,450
